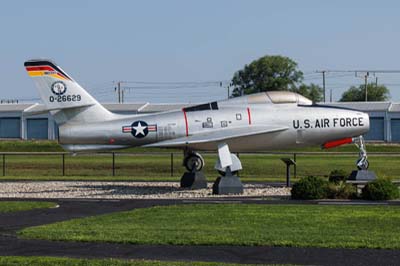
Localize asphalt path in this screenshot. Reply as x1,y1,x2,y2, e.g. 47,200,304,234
0,198,400,266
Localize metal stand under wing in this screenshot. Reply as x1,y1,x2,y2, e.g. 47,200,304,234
212,143,244,195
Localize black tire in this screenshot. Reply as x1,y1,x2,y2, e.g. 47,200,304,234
184,154,204,172
357,159,369,170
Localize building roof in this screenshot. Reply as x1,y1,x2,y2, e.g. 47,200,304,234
2,100,400,114
0,104,33,112
318,102,392,112
389,103,400,112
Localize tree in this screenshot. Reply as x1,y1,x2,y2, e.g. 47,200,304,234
291,83,324,102
340,83,390,102
231,55,303,97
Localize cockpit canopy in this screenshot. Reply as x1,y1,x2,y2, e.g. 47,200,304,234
182,91,313,113
221,91,313,106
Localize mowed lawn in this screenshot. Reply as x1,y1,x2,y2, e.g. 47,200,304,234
0,201,56,213
20,204,400,249
2,153,400,182
0,257,261,266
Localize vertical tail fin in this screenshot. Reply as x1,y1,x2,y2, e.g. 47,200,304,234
24,59,113,124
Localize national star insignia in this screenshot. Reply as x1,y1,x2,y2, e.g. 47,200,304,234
133,122,146,137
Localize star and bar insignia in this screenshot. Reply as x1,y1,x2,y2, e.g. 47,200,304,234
122,120,157,138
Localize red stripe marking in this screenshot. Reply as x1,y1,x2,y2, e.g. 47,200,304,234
247,107,252,125
323,138,353,149
182,109,189,136
26,66,71,80
26,66,55,72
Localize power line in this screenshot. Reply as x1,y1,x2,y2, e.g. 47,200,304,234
315,69,400,102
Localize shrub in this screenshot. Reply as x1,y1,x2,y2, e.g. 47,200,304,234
329,169,348,184
361,179,400,200
291,176,328,200
327,182,357,199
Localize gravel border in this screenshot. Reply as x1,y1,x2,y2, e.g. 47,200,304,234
0,181,291,199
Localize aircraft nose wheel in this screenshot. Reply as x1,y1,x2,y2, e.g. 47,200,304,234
357,158,369,170
183,152,205,172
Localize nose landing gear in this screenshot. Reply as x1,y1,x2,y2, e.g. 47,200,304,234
349,135,376,181
353,136,369,170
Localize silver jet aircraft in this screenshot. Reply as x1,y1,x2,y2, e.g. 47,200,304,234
24,59,370,191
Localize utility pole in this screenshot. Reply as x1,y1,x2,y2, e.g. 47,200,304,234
375,76,378,87
322,71,326,103
330,89,332,102
118,81,121,103
364,72,369,102
114,81,123,103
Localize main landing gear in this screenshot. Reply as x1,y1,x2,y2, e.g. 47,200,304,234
180,150,207,189
183,152,204,172
180,144,244,194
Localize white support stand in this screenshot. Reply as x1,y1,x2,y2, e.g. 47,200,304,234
212,143,244,195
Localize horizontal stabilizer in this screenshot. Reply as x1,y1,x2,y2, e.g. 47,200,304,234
61,144,131,152
23,103,94,115
144,125,288,148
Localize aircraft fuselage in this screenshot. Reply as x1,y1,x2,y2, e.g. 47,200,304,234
59,103,369,152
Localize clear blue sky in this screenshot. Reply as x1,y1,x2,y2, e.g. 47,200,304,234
1,0,400,103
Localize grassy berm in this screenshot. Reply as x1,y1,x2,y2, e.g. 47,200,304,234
0,201,56,213
20,204,400,249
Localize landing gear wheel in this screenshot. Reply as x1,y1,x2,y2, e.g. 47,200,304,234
184,153,204,172
357,159,369,170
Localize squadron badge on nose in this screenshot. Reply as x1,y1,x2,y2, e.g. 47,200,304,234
122,120,157,138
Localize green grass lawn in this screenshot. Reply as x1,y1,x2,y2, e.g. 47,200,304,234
1,141,400,182
19,204,400,249
1,153,400,182
0,201,56,213
0,257,262,266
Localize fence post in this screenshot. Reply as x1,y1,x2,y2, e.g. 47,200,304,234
170,153,174,177
2,154,5,176
293,153,297,178
62,154,65,176
112,152,115,176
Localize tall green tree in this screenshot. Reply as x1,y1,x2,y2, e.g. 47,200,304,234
231,55,303,96
340,83,390,102
291,83,324,102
